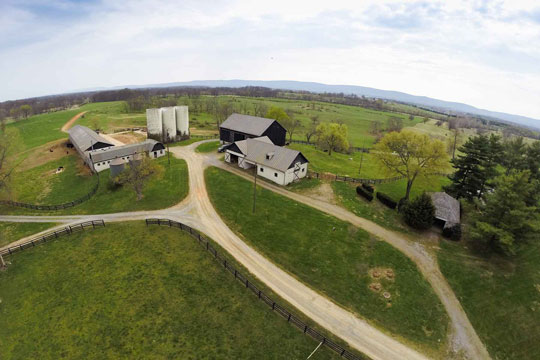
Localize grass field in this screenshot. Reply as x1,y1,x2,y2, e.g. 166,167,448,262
205,167,448,355
438,239,540,359
0,222,338,359
0,155,189,215
195,140,220,153
0,222,58,248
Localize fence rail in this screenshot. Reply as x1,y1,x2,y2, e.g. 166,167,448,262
309,171,450,185
289,140,370,153
190,134,219,139
0,220,105,257
0,174,100,211
145,218,366,360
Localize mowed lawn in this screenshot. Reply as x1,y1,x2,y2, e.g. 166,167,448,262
0,222,58,248
0,222,338,359
0,155,189,214
205,167,449,354
195,140,220,153
438,240,540,359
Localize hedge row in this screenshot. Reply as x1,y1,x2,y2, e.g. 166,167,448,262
361,183,374,193
376,192,397,209
356,186,373,201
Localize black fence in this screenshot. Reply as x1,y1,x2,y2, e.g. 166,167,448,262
190,134,219,139
310,171,450,185
289,140,370,153
0,174,100,211
0,220,105,257
145,218,366,360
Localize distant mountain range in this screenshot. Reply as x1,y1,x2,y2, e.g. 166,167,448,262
81,79,540,130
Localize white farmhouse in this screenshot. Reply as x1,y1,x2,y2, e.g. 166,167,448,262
225,136,309,185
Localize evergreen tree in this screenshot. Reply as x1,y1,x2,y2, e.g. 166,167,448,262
402,193,436,230
502,137,529,174
470,171,540,255
445,134,501,200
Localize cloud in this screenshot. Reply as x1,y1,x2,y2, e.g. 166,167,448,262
1,0,540,120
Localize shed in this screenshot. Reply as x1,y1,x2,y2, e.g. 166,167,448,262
430,192,460,229
219,113,286,146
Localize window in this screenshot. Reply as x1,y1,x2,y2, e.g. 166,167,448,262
260,167,264,172
302,168,305,172
274,172,278,177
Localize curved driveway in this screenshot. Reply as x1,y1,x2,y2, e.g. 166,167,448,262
0,140,489,360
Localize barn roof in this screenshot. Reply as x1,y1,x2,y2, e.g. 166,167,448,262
220,113,278,136
90,139,163,162
430,192,460,226
234,136,273,155
68,125,114,151
243,137,308,172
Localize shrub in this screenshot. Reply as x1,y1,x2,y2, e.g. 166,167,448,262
376,192,397,209
397,198,409,212
442,224,462,241
356,186,373,201
361,183,374,193
402,193,435,230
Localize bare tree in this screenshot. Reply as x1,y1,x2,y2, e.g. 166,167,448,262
115,154,163,201
253,103,268,117
305,115,319,143
386,117,403,132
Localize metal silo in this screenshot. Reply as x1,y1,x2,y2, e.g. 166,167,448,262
175,106,189,137
109,158,126,178
161,107,177,142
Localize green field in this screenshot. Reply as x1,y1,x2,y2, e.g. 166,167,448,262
77,101,147,132
0,222,338,359
195,140,220,153
438,240,540,359
0,155,189,215
0,222,58,248
206,167,448,355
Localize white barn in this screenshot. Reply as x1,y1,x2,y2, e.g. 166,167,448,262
225,136,309,185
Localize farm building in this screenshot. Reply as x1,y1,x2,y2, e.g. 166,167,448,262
146,106,189,143
68,125,166,173
430,192,460,229
225,136,308,185
219,113,286,146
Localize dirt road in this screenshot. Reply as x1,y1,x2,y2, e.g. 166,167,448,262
61,111,87,132
211,157,490,360
0,140,490,360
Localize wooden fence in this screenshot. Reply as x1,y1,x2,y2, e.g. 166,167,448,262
0,220,105,257
145,218,366,360
0,174,100,211
289,140,370,153
190,134,219,139
309,171,450,185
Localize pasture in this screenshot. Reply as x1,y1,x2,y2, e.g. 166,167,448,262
206,167,448,356
0,222,57,248
0,222,338,359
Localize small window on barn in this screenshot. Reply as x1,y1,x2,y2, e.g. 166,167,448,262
274,172,278,177
302,168,305,172
260,167,264,172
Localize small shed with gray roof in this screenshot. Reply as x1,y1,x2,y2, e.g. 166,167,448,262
225,136,308,185
220,113,286,146
429,192,460,229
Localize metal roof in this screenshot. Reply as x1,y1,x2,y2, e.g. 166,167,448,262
430,192,460,226
90,139,163,163
243,138,307,172
233,136,273,155
68,125,114,152
220,113,277,136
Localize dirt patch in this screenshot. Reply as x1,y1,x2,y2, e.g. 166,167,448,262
303,182,337,204
369,282,382,292
17,140,76,171
369,267,395,281
110,131,146,144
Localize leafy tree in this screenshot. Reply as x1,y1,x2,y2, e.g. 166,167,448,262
115,155,163,201
402,193,435,230
470,171,540,255
9,108,20,120
266,106,300,142
373,130,448,200
315,122,349,156
386,116,403,132
445,134,502,200
526,141,540,180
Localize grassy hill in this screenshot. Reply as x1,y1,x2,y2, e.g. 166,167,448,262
0,222,339,359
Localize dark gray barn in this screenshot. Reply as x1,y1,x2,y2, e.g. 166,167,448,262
219,113,286,146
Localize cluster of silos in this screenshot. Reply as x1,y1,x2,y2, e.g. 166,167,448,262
145,106,189,143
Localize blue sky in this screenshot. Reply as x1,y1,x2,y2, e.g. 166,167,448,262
1,0,540,119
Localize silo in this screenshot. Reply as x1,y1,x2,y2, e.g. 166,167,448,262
175,106,189,137
110,158,126,178
161,107,177,142
146,108,162,141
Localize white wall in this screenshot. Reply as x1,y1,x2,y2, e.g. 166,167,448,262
91,150,165,172
257,165,286,185
284,162,308,184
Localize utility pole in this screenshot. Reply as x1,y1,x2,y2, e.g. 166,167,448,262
166,131,170,166
358,140,366,178
252,166,258,213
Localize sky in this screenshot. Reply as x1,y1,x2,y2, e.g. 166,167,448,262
1,0,540,120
